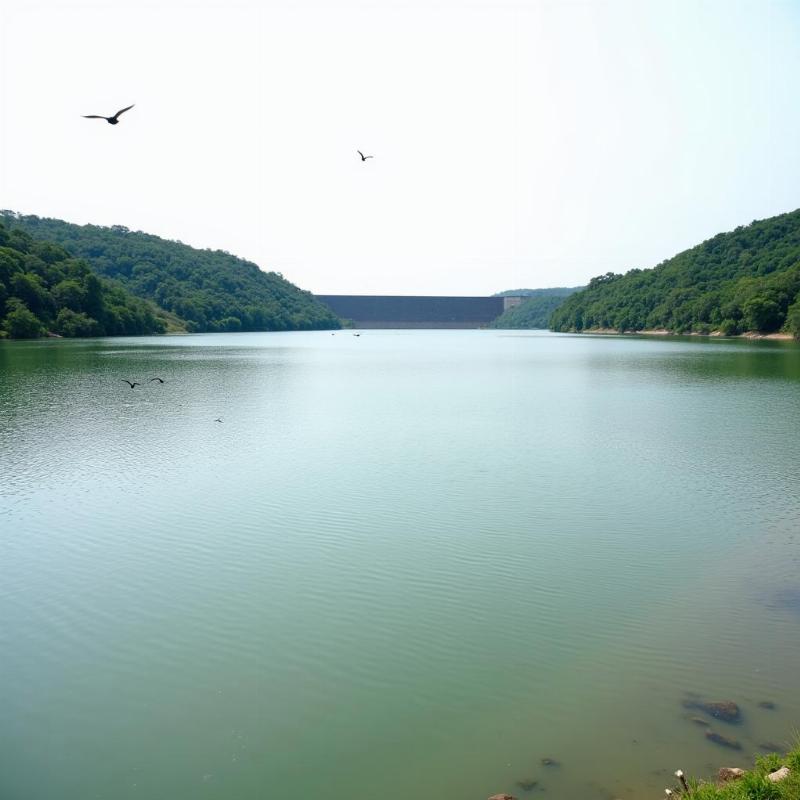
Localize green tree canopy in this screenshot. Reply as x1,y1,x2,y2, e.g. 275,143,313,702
550,209,800,337
0,221,166,339
490,287,582,329
1,211,340,333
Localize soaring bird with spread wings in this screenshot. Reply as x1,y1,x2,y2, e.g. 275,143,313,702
357,150,373,161
83,104,135,125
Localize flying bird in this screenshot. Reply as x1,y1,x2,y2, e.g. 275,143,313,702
83,104,135,125
357,150,373,161
150,377,165,383
121,380,140,389
214,418,223,423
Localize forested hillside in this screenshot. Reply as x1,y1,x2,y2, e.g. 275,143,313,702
0,222,165,338
493,287,581,297
490,287,581,329
1,212,340,333
550,210,800,337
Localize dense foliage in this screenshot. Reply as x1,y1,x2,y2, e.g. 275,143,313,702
1,212,340,333
550,210,800,337
493,287,582,297
490,287,582,329
0,222,165,339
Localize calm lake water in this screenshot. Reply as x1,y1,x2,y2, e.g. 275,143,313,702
1,330,799,800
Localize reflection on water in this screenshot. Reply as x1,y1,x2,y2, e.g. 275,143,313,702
1,331,799,800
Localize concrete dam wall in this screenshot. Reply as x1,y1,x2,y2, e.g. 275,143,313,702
316,295,521,329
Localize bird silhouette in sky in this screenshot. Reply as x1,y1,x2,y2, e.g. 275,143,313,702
357,150,373,161
121,380,140,389
83,104,135,125
150,377,165,383
214,418,223,423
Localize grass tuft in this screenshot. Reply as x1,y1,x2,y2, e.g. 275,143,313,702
677,743,800,800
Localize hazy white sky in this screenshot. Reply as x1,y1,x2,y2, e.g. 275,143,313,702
1,0,799,295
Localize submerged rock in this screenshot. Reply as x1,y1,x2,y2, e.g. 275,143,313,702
718,768,745,783
705,730,742,750
682,698,741,723
705,701,741,722
772,588,800,617
689,716,710,727
516,779,539,792
767,767,790,783
759,742,783,752
758,700,777,710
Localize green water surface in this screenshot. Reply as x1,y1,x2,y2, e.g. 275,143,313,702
1,330,799,800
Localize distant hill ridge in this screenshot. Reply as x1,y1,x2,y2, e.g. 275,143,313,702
550,209,800,337
493,287,581,298
0,211,340,333
490,286,582,329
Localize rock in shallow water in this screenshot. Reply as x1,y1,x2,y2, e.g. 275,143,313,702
758,700,777,710
718,768,745,782
682,698,741,723
705,730,742,750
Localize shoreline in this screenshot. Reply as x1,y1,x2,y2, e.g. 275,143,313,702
576,328,796,341
489,737,798,800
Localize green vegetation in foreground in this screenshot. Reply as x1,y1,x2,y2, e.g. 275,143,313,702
1,211,340,333
550,209,800,337
680,746,800,800
490,286,582,329
0,221,166,338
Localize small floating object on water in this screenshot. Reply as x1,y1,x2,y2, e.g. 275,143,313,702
540,758,560,767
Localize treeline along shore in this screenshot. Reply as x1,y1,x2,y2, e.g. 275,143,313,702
0,211,340,339
4,207,800,340
547,209,800,339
